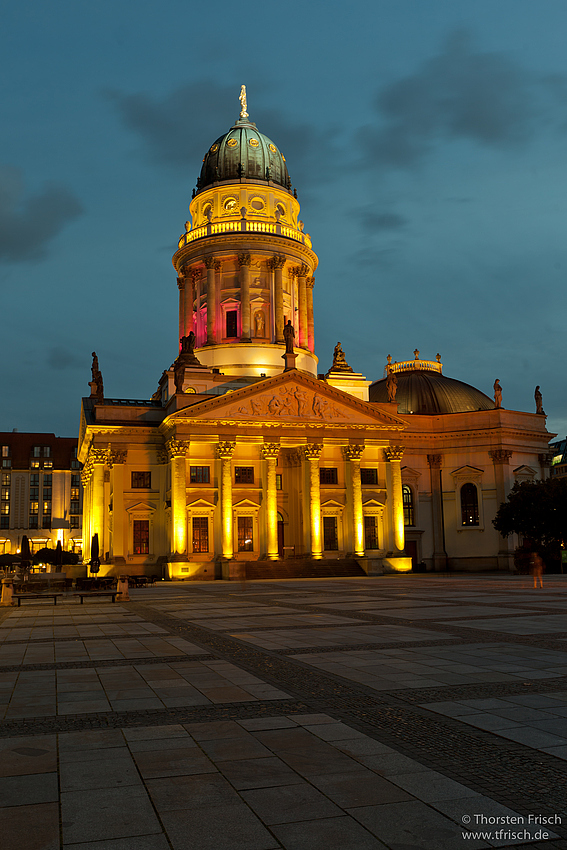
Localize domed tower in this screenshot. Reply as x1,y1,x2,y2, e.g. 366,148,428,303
172,87,318,377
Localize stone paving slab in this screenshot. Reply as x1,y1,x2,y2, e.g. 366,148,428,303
1,577,567,849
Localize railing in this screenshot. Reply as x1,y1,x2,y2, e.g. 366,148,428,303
178,220,312,250
384,359,443,378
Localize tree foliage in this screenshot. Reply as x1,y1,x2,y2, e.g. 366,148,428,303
493,477,567,549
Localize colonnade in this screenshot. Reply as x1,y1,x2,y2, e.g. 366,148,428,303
177,254,315,353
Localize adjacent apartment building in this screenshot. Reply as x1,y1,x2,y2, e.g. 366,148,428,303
0,432,82,557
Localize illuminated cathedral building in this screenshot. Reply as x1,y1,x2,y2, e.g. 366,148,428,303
78,90,552,579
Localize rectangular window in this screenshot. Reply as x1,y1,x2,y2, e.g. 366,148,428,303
43,446,51,457
28,516,38,528
71,459,81,469
43,488,52,499
71,487,80,499
402,485,415,526
33,446,41,457
1,488,9,501
237,516,254,551
226,310,238,338
0,516,8,528
30,487,39,499
364,516,378,550
43,461,53,469
131,471,151,489
70,501,80,514
2,474,9,486
30,474,39,486
43,474,52,486
276,474,282,490
133,520,150,554
319,468,338,485
71,474,80,487
1,446,9,457
70,516,80,528
1,459,11,469
323,516,338,550
235,467,254,484
29,501,39,514
31,460,40,469
42,515,51,529
1,503,9,515
43,501,51,514
361,468,378,485
190,466,210,484
192,516,209,553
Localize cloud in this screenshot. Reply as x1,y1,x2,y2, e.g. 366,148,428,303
106,82,335,194
47,346,82,370
0,166,83,263
360,30,558,169
356,208,408,232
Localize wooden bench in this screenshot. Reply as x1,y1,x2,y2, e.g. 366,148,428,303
13,593,62,607
76,591,119,604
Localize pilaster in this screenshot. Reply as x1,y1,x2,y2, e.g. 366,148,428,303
167,439,189,557
343,444,365,557
238,254,252,341
304,444,323,558
217,441,236,559
261,442,280,560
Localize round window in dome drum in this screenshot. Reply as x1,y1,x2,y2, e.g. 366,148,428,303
223,197,238,212
276,203,286,218
227,138,238,148
210,143,219,153
250,197,265,211
249,138,259,148
268,144,277,153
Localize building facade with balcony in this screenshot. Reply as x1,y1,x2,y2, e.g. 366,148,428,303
0,432,82,558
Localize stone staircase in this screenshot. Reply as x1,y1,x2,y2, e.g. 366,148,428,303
243,558,365,580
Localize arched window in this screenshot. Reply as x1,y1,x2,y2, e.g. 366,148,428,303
402,485,414,526
461,483,479,526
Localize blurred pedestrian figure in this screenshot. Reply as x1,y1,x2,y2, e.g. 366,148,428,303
531,552,544,588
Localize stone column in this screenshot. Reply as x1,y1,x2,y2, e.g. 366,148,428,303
90,448,107,557
81,463,92,558
427,453,447,571
177,276,185,347
185,270,198,336
272,255,286,343
238,253,251,341
217,441,235,559
539,452,553,481
261,442,280,560
385,447,405,554
343,445,365,557
204,256,217,344
306,276,315,353
304,444,323,559
296,264,309,349
107,446,127,561
167,439,188,557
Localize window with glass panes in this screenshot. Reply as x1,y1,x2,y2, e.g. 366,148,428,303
132,472,151,489
235,467,254,484
190,466,210,484
192,517,209,552
319,468,338,485
361,468,378,485
402,485,414,526
461,483,479,526
133,520,150,554
237,516,253,551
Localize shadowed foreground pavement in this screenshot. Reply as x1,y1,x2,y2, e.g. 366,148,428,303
1,574,567,850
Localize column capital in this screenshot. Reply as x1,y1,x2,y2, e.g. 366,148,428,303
191,268,201,285
489,449,513,464
385,446,404,463
204,256,216,269
306,276,315,289
214,260,222,272
261,442,280,460
89,447,108,465
177,276,185,291
342,444,365,461
217,440,236,460
304,443,323,461
238,253,251,267
166,438,189,459
106,445,127,467
427,453,443,469
270,254,286,270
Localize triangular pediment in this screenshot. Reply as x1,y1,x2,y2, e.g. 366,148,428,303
233,499,260,509
165,370,406,429
321,499,345,508
450,465,483,479
125,500,156,513
187,498,216,509
514,465,537,477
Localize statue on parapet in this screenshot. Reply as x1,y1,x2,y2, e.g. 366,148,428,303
534,385,545,415
494,379,503,409
283,320,295,354
89,351,104,402
331,342,353,373
386,369,398,403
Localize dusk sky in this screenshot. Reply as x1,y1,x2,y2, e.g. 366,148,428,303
2,1,566,441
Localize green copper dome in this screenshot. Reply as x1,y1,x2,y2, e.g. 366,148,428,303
197,118,292,193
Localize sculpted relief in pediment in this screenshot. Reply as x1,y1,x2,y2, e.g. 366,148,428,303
229,386,349,421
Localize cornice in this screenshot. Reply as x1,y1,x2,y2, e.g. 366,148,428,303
173,233,318,271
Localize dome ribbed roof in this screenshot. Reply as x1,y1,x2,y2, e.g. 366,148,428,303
197,118,291,193
370,369,494,414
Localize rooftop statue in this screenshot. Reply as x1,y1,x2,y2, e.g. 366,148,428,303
331,342,353,373
89,351,104,402
535,385,545,415
494,379,502,409
239,84,248,120
386,369,398,403
283,320,295,354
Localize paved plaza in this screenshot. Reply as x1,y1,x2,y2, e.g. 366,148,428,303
2,575,567,849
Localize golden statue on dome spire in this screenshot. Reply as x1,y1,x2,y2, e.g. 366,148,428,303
239,85,249,119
